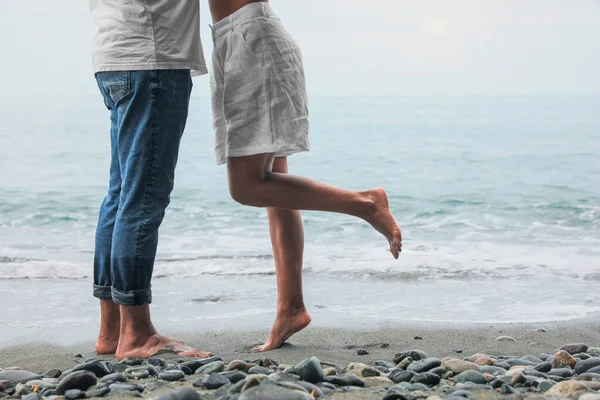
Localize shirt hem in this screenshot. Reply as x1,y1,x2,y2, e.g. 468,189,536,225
93,62,208,76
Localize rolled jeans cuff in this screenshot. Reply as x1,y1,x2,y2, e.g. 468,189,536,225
93,284,113,300
111,286,153,306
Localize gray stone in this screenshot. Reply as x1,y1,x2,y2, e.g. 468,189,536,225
99,373,127,384
178,356,223,373
294,381,323,397
393,350,428,364
410,372,440,386
521,355,544,364
453,370,487,385
85,387,110,398
266,372,300,383
504,358,537,367
108,383,144,392
538,380,554,392
549,368,574,378
221,370,248,383
64,389,84,399
409,382,429,391
119,358,143,366
154,387,201,400
534,361,552,373
372,360,396,369
407,357,441,373
500,384,518,395
448,389,473,397
0,370,40,384
239,384,312,400
204,373,230,390
65,361,113,378
42,369,62,379
195,361,225,375
560,343,589,355
158,370,185,382
575,357,600,374
21,394,43,400
248,366,272,375
588,366,600,374
284,356,324,383
479,366,506,375
323,374,365,387
56,371,97,395
389,370,416,383
147,358,166,367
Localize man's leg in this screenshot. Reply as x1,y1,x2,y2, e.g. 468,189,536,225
102,70,211,360
253,157,311,352
227,154,402,259
93,84,122,354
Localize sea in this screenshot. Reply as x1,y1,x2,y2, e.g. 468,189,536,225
1,95,599,345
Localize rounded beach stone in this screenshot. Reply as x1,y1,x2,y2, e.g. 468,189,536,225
575,357,600,374
441,358,479,373
147,358,166,367
241,376,262,392
396,357,413,370
225,361,257,373
474,356,495,366
247,366,271,375
364,376,393,388
56,371,97,395
323,373,365,387
549,367,574,378
222,370,248,383
546,380,590,397
407,357,442,373
323,368,336,376
560,343,589,355
453,370,487,384
67,360,113,378
411,372,441,386
389,370,416,383
108,383,144,392
285,356,324,383
21,393,43,400
203,373,230,390
393,350,428,365
195,360,225,375
119,357,143,366
0,370,41,384
579,394,600,400
43,369,62,379
99,372,127,384
155,387,201,400
84,386,110,398
158,370,185,382
534,361,552,373
64,389,84,399
239,384,313,400
348,367,380,378
552,350,577,368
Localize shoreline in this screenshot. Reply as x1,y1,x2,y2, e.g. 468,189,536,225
2,317,600,373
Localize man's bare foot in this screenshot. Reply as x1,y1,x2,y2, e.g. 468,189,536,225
96,299,120,354
115,333,213,360
253,308,312,352
363,187,403,258
96,335,119,355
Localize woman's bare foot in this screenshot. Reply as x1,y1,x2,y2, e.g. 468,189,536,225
253,308,312,352
115,333,213,360
362,187,402,258
96,299,120,354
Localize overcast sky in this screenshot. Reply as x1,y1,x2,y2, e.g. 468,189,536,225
0,0,599,97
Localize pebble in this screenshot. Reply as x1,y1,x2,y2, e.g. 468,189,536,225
0,370,41,384
239,384,313,400
396,357,413,370
195,360,225,375
393,350,428,364
549,367,574,378
553,349,577,368
534,361,552,373
64,389,84,399
500,383,517,395
504,358,537,367
453,370,487,384
389,370,416,383
56,371,97,395
276,381,310,393
588,366,600,374
411,372,441,386
203,373,230,390
575,357,600,374
323,374,365,387
108,383,144,392
21,394,43,400
284,356,324,383
247,366,271,375
147,358,166,367
363,376,393,388
225,360,257,373
323,367,336,376
494,335,517,342
579,395,600,400
155,387,201,400
177,357,223,373
99,372,127,384
546,380,590,397
241,376,262,392
67,360,113,378
407,357,442,373
478,366,506,374
356,349,369,355
43,369,62,379
441,358,479,374
119,358,143,366
372,360,396,369
84,386,110,398
473,356,495,366
560,343,589,355
221,370,248,383
158,370,185,382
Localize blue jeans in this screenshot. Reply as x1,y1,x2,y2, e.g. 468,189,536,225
93,70,192,306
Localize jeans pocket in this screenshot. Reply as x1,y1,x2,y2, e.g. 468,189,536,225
95,71,132,107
